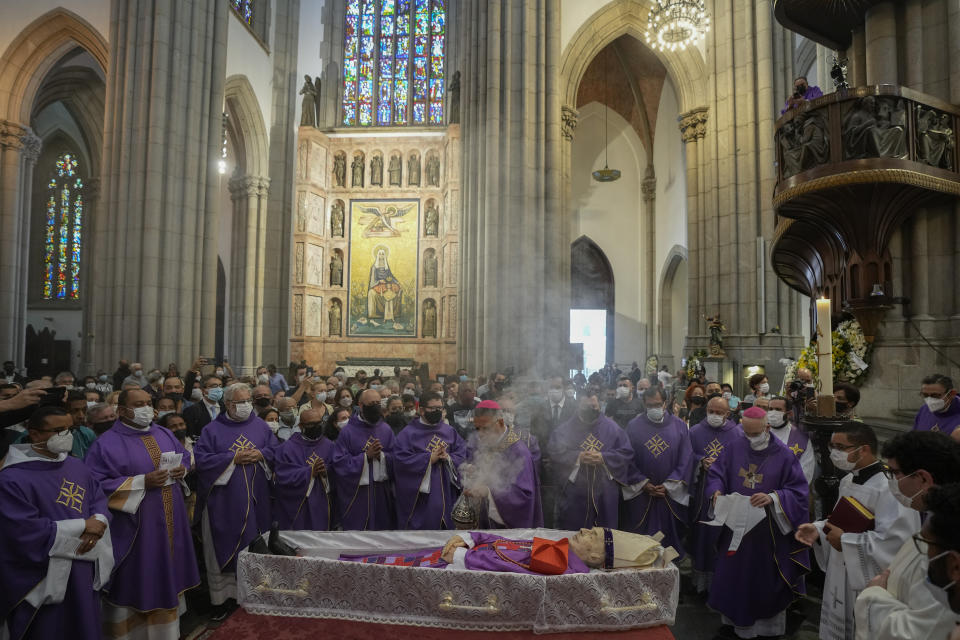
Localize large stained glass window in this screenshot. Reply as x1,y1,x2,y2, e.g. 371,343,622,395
231,0,253,25
43,153,83,301
342,0,445,126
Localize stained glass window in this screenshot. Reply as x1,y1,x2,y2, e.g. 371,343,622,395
342,0,445,126
231,0,253,25
43,153,83,301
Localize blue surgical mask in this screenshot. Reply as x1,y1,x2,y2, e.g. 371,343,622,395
459,375,468,382
206,387,223,402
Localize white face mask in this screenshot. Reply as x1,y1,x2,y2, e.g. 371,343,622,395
924,552,958,607
339,396,353,407
336,419,349,430
766,410,786,428
315,391,327,403
888,473,924,509
44,429,74,454
257,374,269,384
646,407,665,423
85,382,96,390
157,410,173,420
706,413,725,428
86,401,97,409
191,388,203,401
830,447,859,471
266,420,280,433
615,386,630,400
564,388,576,399
747,431,770,451
925,396,947,413
758,382,770,394
130,406,154,427
722,391,732,400
232,402,253,421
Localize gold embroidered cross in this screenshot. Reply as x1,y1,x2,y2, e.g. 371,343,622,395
789,443,804,456
580,434,604,453
705,438,724,458
362,436,378,452
645,434,670,458
739,464,763,489
230,434,255,453
932,425,941,432
306,452,320,466
425,434,446,454
55,479,85,513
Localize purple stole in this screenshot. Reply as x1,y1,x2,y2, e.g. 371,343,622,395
272,433,336,531
330,415,397,530
392,419,468,530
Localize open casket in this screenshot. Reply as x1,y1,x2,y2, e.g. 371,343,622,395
237,529,679,634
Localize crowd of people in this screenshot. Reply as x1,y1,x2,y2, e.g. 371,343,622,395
1,356,960,640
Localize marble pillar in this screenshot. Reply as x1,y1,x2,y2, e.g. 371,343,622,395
679,108,708,337
864,1,898,85
0,121,41,363
93,0,228,368
79,178,100,373
456,0,566,375
228,175,270,375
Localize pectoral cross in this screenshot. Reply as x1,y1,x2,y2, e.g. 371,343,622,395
580,434,604,453
362,436,378,452
739,464,763,489
306,452,320,466
426,434,446,454
789,442,804,456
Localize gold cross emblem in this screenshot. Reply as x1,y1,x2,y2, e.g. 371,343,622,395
426,434,446,454
932,425,941,432
230,434,255,453
306,452,320,466
362,436,379,452
55,478,85,513
645,434,670,458
580,434,604,453
789,442,804,456
705,438,724,458
739,464,764,489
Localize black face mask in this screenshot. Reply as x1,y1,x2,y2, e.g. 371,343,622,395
165,392,183,402
578,407,601,423
253,397,272,408
361,403,382,423
92,420,115,435
423,408,444,425
690,396,706,407
172,429,188,441
836,401,849,414
301,422,323,439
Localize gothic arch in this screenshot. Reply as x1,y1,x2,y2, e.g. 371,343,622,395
560,0,706,113
794,37,817,82
658,245,688,364
224,75,269,178
571,235,615,364
0,8,108,124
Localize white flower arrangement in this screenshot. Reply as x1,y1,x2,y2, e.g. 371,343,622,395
784,319,871,387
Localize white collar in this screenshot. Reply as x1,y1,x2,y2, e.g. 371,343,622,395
2,443,67,469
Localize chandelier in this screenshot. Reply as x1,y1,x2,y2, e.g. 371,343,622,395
645,0,710,52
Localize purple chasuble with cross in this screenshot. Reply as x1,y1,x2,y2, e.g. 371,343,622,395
393,418,468,530
468,430,543,529
272,433,336,531
85,420,200,610
704,435,810,627
623,413,694,559
0,450,109,640
194,413,278,572
331,414,397,530
913,399,960,436
547,414,637,529
688,418,743,574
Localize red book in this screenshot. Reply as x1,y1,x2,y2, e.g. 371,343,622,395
827,495,875,533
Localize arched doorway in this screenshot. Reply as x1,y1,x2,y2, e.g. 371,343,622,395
658,247,688,370
571,235,615,373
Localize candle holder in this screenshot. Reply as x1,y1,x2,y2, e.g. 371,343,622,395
817,394,836,418
802,415,849,515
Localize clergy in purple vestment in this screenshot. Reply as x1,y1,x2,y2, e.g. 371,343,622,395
768,396,815,485
687,396,743,594
194,383,278,606
0,408,113,640
913,373,960,436
623,386,694,560
705,407,810,639
331,389,397,530
781,76,824,114
83,389,199,639
547,387,637,530
393,391,468,529
272,408,335,531
462,401,543,529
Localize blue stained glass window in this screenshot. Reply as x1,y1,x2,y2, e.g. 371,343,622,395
231,0,253,25
342,0,445,126
43,153,83,300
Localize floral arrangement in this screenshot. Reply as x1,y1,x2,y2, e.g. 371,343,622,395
785,319,871,387
686,349,708,380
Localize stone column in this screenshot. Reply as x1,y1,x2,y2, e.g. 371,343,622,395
864,1,898,85
93,0,228,368
678,108,708,336
80,178,100,374
0,121,41,364
228,175,270,375
456,0,566,375
641,168,657,355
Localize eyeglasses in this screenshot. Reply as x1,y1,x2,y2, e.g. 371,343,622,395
829,443,860,451
35,427,73,434
913,533,946,555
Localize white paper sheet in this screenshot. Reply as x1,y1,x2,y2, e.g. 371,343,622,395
159,452,183,486
701,492,768,552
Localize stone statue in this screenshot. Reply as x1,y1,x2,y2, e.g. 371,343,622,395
333,152,346,188
918,108,955,170
329,300,342,337
388,154,402,186
426,154,440,187
408,152,421,186
424,202,439,236
330,252,343,287
423,251,438,287
330,201,344,237
423,300,437,338
706,315,726,357
370,154,383,186
296,193,306,232
299,75,317,127
351,153,364,187
295,244,304,283
780,110,829,178
842,96,906,160
448,70,461,125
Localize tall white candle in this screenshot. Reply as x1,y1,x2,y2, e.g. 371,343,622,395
816,297,833,397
